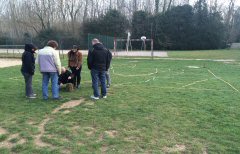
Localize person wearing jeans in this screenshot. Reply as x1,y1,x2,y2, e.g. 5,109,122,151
37,40,61,100
87,38,112,100
91,69,107,98
106,69,111,88
21,44,37,99
42,72,59,99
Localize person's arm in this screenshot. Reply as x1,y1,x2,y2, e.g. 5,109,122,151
67,51,71,67
106,49,112,70
87,49,93,70
77,52,83,68
53,50,61,74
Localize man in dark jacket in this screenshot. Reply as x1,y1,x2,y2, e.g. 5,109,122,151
87,38,112,100
21,44,37,99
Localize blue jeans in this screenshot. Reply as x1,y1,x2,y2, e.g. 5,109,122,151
91,69,107,97
42,72,59,99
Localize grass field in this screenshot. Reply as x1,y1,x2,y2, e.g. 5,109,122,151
0,50,240,153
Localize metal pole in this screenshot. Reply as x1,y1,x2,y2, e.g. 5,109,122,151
151,39,154,60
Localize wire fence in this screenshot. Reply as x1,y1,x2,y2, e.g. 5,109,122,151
87,33,115,50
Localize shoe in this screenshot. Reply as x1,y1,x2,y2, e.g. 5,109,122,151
76,85,80,89
32,94,37,96
53,96,61,100
107,84,110,88
27,95,36,99
90,96,99,100
102,96,107,99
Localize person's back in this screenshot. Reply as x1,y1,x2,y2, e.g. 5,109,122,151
88,43,111,72
87,39,112,100
38,46,61,73
21,44,35,75
21,44,37,99
36,40,61,100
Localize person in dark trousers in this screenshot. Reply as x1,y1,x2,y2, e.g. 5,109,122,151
68,45,83,89
58,67,74,85
21,44,37,99
87,38,112,100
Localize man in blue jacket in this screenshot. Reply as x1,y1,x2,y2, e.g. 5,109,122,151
21,44,37,99
87,38,112,100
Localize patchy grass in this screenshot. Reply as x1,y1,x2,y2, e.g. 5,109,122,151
0,51,240,153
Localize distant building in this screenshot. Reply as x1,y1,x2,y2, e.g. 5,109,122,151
231,43,240,49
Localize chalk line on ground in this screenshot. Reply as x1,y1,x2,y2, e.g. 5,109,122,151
208,69,239,93
182,79,209,88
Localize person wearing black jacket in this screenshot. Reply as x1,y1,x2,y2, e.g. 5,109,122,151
87,38,112,100
58,67,74,85
21,44,37,99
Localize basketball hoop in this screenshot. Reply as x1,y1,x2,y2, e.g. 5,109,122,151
141,36,147,41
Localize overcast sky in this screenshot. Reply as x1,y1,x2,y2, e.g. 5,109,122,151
189,0,240,7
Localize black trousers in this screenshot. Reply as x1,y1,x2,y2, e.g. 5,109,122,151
22,72,34,97
70,66,82,86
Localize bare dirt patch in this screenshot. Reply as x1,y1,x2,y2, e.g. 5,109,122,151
0,127,7,135
203,147,208,154
84,102,95,106
35,118,53,147
104,130,118,138
34,99,84,147
84,127,96,137
77,141,84,146
0,58,21,68
52,100,83,114
61,149,71,154
101,145,108,153
163,144,186,153
0,133,26,149
98,134,104,142
62,110,71,114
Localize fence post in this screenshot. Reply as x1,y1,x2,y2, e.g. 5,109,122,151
151,39,154,60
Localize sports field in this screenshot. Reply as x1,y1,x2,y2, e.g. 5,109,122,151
0,50,240,153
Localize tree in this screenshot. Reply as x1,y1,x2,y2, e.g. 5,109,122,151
154,5,195,50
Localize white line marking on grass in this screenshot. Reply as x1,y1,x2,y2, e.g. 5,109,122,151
131,64,136,68
112,68,158,77
182,79,208,88
208,69,239,93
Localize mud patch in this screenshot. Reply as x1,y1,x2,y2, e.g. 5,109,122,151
163,144,186,153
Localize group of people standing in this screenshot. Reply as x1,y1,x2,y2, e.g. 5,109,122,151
21,39,112,100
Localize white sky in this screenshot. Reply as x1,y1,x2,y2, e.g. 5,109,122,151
189,0,240,7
